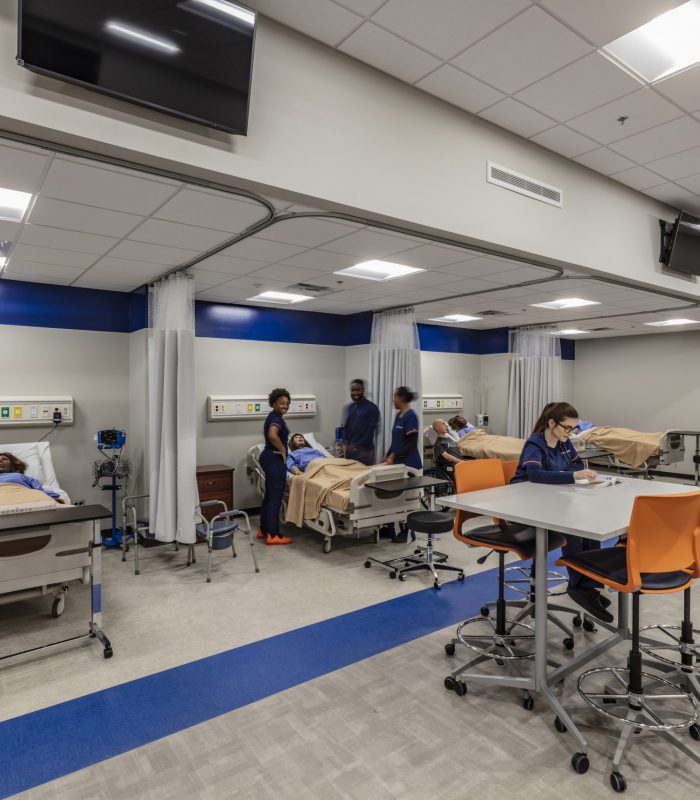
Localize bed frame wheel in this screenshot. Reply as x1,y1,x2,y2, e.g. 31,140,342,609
103,647,114,659
323,538,332,554
51,593,65,619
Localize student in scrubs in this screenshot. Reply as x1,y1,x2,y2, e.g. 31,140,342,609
511,401,612,623
258,388,293,545
342,379,380,465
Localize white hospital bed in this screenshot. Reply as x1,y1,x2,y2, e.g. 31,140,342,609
572,429,686,476
0,441,90,618
246,434,423,552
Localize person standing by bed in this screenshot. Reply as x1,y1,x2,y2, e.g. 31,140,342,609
511,401,612,623
258,389,293,545
342,379,380,465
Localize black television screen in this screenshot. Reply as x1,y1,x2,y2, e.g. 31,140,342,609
668,210,700,276
17,0,256,135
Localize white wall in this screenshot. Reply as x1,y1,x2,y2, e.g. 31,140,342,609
0,9,693,299
573,331,700,474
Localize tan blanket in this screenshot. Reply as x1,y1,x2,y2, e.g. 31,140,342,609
0,483,60,515
458,429,525,462
285,458,367,527
578,426,662,468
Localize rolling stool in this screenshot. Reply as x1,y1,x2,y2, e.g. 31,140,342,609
190,500,259,583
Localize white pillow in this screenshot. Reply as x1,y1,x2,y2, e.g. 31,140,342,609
35,441,60,490
0,442,47,484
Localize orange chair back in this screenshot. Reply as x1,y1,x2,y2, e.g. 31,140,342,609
501,460,518,485
625,492,700,591
453,460,504,544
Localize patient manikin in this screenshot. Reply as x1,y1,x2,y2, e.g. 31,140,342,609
286,434,328,475
447,415,477,438
0,452,63,501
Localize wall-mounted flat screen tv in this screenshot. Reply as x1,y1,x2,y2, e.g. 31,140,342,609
17,0,256,135
667,210,700,276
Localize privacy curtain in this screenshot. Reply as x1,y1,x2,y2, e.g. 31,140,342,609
148,273,198,543
369,307,422,458
506,329,562,439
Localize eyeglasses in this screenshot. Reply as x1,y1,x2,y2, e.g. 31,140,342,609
556,422,580,434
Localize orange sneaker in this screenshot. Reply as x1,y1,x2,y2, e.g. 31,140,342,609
266,534,292,545
256,528,265,540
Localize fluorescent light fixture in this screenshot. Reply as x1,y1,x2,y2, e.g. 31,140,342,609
0,187,32,222
644,318,698,327
105,21,180,54
555,329,587,335
247,290,312,305
334,260,425,281
531,298,600,310
428,314,483,323
0,256,6,270
602,0,700,83
191,0,255,25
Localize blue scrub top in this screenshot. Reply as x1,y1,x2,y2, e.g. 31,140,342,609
511,432,582,485
263,411,289,453
389,408,422,470
343,398,380,451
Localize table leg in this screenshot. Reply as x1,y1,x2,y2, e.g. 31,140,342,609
90,519,113,659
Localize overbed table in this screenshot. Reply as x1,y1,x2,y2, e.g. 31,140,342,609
439,477,695,756
0,504,113,663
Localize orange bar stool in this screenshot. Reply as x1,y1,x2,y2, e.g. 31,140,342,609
555,491,700,792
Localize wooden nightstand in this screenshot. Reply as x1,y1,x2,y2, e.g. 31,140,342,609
196,464,234,520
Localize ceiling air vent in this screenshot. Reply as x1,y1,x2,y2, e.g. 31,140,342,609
589,327,614,332
487,162,563,208
476,309,509,317
286,282,335,295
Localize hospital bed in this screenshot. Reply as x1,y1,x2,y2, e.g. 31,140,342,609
0,441,89,619
246,434,423,552
571,427,686,475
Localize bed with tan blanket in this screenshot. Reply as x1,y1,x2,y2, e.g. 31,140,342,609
457,429,526,462
573,427,685,470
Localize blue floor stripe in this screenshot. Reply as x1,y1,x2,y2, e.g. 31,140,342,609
0,560,546,798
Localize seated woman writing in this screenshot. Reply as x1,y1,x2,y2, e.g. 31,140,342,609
286,434,328,475
0,452,64,502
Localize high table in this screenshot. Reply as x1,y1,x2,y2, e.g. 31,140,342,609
0,504,113,663
440,477,695,759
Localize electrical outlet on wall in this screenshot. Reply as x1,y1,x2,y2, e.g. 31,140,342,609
73,499,85,506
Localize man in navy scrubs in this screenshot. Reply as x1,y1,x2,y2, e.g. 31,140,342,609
342,379,380,466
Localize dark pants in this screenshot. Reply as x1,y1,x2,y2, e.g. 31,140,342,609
260,449,287,536
345,444,375,466
562,535,602,590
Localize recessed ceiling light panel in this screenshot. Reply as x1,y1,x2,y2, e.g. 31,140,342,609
334,260,425,281
428,314,483,323
555,329,587,335
531,298,600,310
247,291,312,305
0,187,33,222
644,318,698,327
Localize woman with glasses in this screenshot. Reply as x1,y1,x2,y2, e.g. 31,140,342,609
511,402,612,623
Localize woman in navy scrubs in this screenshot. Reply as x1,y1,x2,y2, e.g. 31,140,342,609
258,388,293,545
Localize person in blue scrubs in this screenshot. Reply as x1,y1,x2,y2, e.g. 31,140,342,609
0,452,63,501
342,379,380,465
259,389,292,545
511,402,612,623
287,434,327,474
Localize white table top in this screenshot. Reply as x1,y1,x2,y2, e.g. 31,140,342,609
440,477,698,541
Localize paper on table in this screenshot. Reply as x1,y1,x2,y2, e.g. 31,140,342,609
575,475,621,486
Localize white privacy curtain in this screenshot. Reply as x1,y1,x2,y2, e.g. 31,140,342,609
148,273,198,543
506,329,562,438
369,307,422,458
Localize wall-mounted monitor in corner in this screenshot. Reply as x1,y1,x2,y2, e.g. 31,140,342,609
16,0,256,135
660,210,700,277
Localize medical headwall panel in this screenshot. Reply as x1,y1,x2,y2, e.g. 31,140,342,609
0,396,74,427
422,394,463,412
208,395,316,421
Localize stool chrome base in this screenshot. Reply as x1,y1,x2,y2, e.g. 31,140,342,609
455,616,535,661
365,531,464,588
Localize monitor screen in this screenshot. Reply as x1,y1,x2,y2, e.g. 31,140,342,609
668,210,700,276
17,0,256,135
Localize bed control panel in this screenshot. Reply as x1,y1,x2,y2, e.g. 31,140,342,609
208,395,316,421
422,394,463,411
0,396,74,427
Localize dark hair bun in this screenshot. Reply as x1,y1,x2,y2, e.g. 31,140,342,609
395,386,418,402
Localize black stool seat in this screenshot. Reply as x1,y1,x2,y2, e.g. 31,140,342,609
466,524,565,561
407,511,454,534
561,547,692,592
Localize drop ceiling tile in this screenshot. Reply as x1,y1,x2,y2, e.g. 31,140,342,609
654,63,700,113
129,219,232,251
389,269,473,289
18,224,118,255
256,218,355,248
610,117,700,163
333,0,386,14
482,265,560,285
9,244,98,269
195,287,248,303
574,148,636,174
643,145,700,181
215,275,293,291
28,197,143,237
389,244,471,269
372,0,530,60
247,263,331,283
538,0,685,47
246,0,363,46
4,260,84,281
221,238,307,262
530,125,598,158
188,268,236,289
0,142,50,194
338,22,441,83
478,98,556,138
610,165,668,190
154,188,268,233
676,174,700,193
426,276,506,294
395,287,463,302
0,220,19,240
644,182,699,208
40,158,180,215
452,6,592,95
72,274,140,291
319,229,418,258
193,254,269,275
331,289,381,302
514,52,641,122
88,256,167,279
277,249,363,271
108,240,198,266
433,256,517,279
416,65,505,114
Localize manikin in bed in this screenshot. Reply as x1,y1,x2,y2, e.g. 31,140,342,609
0,452,64,503
286,434,329,475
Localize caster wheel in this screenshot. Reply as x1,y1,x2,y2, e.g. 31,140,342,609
573,615,582,628
103,647,113,659
398,574,406,581
364,561,371,568
582,618,597,633
433,580,441,590
51,596,65,619
554,717,567,733
689,724,700,741
444,643,456,656
323,540,331,554
480,606,490,617
571,753,589,774
495,658,505,666
453,680,467,697
444,676,455,691
389,571,397,579
522,696,534,711
610,772,626,792
414,548,421,555
563,637,575,651
458,573,465,581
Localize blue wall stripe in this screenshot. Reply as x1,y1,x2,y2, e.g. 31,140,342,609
0,563,532,798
